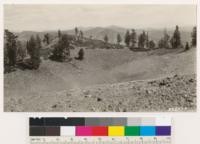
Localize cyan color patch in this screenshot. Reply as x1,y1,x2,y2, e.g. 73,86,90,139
140,126,156,136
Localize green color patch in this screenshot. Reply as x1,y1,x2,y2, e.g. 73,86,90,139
125,126,140,136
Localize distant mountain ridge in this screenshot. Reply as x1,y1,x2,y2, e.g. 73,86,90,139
16,25,194,45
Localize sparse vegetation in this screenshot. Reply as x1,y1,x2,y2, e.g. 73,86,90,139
4,25,196,112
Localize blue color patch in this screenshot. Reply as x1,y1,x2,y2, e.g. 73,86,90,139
140,126,156,136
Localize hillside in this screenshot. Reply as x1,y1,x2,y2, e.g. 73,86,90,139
4,47,196,112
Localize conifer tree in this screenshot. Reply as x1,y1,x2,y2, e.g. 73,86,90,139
4,29,18,66
124,30,130,47
130,29,137,48
117,33,122,45
170,25,181,48
191,26,196,47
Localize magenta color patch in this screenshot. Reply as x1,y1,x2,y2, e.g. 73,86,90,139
76,126,93,136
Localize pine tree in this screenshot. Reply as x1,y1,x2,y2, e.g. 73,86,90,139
76,48,84,60
26,35,41,69
104,35,108,43
58,30,62,38
4,29,18,66
125,30,130,47
170,25,181,48
51,34,70,61
43,33,50,45
185,42,190,51
117,33,122,45
16,40,26,61
149,40,156,49
145,32,149,48
75,27,78,40
158,29,170,48
130,29,137,48
138,31,146,48
191,26,196,47
79,30,84,40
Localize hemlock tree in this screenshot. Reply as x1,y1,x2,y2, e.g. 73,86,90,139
130,29,137,48
117,33,122,45
191,26,196,47
4,29,18,66
170,25,181,48
124,30,130,47
104,34,108,44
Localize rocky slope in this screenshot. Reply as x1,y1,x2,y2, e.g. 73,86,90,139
4,74,196,112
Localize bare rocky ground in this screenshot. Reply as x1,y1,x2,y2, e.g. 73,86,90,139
5,74,196,112
4,48,196,112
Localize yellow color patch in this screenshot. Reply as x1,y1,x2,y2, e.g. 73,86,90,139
108,126,124,136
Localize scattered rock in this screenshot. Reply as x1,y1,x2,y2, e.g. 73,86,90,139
51,104,57,108
97,97,102,102
189,78,194,83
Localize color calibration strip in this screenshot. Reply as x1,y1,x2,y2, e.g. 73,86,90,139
30,117,171,137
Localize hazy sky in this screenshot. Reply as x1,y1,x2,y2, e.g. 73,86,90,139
4,5,197,32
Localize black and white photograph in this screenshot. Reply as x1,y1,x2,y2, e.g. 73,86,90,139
4,4,197,112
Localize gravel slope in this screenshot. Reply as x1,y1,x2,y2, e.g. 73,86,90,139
4,74,196,112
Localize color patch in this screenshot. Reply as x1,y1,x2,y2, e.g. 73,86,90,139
45,126,60,136
111,118,127,126
60,118,85,126
140,126,156,136
60,126,75,136
98,118,113,126
127,118,141,126
156,126,171,136
156,117,171,126
30,118,44,126
125,126,140,136
108,126,124,136
141,118,155,126
76,126,93,136
92,126,108,136
85,118,100,126
30,126,45,136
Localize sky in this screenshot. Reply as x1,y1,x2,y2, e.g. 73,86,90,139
4,4,197,32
